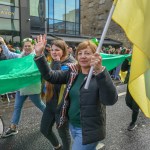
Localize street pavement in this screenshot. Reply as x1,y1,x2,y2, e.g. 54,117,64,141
0,83,150,150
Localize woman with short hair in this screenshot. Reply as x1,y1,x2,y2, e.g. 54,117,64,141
34,35,118,150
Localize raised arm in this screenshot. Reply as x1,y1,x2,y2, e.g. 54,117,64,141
0,37,20,59
34,35,70,84
34,34,47,56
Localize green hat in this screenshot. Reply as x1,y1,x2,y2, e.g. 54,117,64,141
91,38,99,46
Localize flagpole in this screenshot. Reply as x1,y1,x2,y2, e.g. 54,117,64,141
84,0,118,89
45,0,47,37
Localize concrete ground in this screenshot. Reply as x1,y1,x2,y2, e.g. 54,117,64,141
0,83,150,150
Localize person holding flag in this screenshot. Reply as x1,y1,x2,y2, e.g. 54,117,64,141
121,58,139,130
34,34,118,150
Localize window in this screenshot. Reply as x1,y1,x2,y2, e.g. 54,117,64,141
0,1,19,32
66,0,75,22
0,0,20,43
0,0,19,7
54,0,65,21
30,0,80,35
0,5,19,19
0,18,19,31
30,0,45,32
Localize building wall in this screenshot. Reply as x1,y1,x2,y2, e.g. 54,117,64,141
80,0,131,47
0,1,20,42
20,0,30,40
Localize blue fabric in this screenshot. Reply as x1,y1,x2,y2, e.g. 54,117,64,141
61,65,69,71
112,64,122,80
69,124,98,150
11,91,45,125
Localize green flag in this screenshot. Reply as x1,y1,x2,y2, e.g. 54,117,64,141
0,53,130,94
101,53,131,71
0,55,41,94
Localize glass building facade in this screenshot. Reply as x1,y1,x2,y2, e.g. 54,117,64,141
30,0,80,35
0,0,20,36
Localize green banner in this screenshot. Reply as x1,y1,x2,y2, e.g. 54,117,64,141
0,55,41,94
0,53,131,94
101,53,131,71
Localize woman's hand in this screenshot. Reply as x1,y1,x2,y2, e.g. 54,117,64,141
90,53,104,74
53,55,61,61
34,34,47,56
67,63,79,72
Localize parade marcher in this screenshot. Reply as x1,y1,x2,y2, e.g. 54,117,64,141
0,37,46,137
67,45,76,61
0,45,7,61
121,58,139,131
34,35,118,150
44,44,52,62
40,39,76,150
0,45,7,100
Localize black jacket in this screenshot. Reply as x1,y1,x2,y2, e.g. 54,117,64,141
35,55,118,144
121,59,130,84
44,55,76,112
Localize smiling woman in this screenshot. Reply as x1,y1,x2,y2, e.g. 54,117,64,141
0,36,46,138
34,35,118,150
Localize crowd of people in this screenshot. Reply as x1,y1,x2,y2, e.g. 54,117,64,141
0,35,139,150
102,45,131,54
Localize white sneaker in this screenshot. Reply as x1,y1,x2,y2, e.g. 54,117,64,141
96,142,105,150
1,127,18,138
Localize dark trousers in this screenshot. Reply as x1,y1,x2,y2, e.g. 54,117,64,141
131,110,139,124
40,104,71,150
126,87,139,124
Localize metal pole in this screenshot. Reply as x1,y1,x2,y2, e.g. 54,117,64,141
45,0,47,36
84,0,118,89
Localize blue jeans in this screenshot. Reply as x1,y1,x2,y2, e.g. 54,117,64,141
11,91,46,125
69,124,98,150
113,64,121,80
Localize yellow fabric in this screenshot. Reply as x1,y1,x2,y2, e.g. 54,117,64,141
113,0,118,5
58,84,66,105
119,71,127,83
120,60,130,83
46,55,52,62
113,0,150,117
